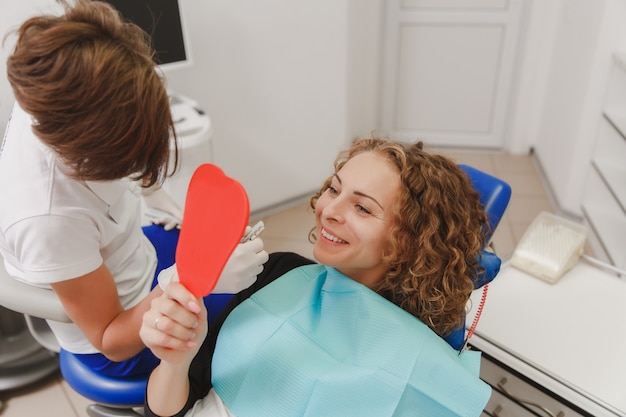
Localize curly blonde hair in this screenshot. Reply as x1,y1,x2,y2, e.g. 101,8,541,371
310,137,488,337
5,0,177,187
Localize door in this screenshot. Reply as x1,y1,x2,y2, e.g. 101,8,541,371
379,0,525,148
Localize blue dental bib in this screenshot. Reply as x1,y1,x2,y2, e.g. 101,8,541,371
212,265,491,417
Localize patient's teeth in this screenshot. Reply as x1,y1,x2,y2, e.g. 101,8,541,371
321,228,346,243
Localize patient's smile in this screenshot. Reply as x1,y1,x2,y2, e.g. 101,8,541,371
321,228,347,244
313,151,399,287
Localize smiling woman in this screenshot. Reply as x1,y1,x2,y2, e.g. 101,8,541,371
311,151,401,288
310,137,489,339
140,137,492,417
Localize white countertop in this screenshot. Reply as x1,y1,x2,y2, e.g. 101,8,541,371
468,261,626,416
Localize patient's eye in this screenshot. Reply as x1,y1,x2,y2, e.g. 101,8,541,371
356,204,371,215
327,177,341,195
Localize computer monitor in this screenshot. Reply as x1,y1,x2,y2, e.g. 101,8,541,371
101,0,192,72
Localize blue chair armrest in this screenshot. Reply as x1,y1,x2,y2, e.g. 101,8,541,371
444,249,502,351
474,250,501,289
205,293,234,325
444,165,510,350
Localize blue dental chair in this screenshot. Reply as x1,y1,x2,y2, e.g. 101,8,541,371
0,261,232,417
0,258,147,416
444,164,512,350
0,164,510,415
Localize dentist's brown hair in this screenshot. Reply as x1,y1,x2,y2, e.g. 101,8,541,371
5,0,178,187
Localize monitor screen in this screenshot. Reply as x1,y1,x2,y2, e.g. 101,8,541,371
101,0,191,72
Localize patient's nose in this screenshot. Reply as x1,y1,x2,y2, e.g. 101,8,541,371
322,197,346,223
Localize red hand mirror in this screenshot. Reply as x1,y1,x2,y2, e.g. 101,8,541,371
176,164,249,298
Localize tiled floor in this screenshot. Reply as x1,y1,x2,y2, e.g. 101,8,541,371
0,150,555,417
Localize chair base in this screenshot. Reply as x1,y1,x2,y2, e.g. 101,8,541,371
0,347,58,391
86,404,143,417
0,307,59,392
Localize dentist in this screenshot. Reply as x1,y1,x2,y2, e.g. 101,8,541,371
0,0,267,379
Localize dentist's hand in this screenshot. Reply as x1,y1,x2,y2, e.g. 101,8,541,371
213,235,269,294
141,186,183,231
156,230,269,294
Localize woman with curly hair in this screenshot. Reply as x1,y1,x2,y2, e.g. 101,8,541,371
310,138,488,339
140,137,492,417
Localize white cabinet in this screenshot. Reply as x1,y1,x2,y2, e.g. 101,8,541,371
581,54,626,269
480,355,586,417
468,262,626,417
530,0,626,217
164,94,213,210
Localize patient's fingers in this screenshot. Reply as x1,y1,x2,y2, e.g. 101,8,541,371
151,312,194,344
159,283,202,328
141,282,207,353
165,281,202,313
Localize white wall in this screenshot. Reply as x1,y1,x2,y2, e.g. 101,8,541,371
0,1,62,127
523,0,626,216
505,0,562,154
531,0,606,216
0,0,383,213
8,0,624,217
164,0,383,213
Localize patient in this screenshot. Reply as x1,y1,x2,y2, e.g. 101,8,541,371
140,137,492,417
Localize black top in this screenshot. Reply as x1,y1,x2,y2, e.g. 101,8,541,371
144,252,315,417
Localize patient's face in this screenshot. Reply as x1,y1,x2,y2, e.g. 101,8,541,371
313,151,400,288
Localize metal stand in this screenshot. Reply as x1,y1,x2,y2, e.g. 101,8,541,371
0,307,59,393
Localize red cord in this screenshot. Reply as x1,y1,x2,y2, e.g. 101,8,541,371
466,284,488,341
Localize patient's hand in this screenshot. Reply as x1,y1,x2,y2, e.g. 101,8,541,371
140,282,207,366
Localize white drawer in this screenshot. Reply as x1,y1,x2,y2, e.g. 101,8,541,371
480,354,588,417
483,389,540,417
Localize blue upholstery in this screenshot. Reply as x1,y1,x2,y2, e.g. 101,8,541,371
444,165,511,350
460,164,511,240
60,349,146,407
58,296,232,416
